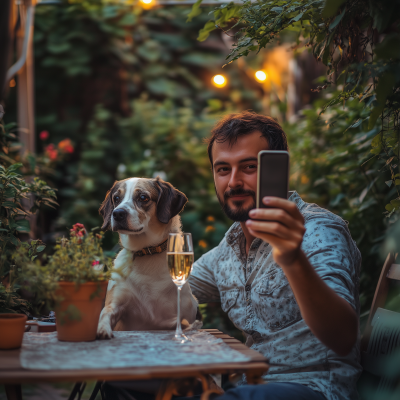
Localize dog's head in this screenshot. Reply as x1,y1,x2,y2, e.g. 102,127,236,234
99,177,187,234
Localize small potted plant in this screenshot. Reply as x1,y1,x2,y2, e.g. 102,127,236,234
0,282,31,349
14,224,113,342
0,241,44,350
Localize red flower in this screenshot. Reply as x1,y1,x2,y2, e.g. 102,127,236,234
58,139,74,154
45,144,58,161
92,261,100,266
39,131,49,140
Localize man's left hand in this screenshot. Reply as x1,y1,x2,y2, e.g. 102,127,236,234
246,197,306,268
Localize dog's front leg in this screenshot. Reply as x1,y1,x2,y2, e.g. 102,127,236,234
97,285,127,339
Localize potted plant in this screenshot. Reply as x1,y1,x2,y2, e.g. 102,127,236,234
0,282,31,349
1,115,59,349
14,224,113,342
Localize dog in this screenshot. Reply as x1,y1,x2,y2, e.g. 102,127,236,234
96,177,199,339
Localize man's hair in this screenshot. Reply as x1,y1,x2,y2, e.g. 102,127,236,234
206,111,288,166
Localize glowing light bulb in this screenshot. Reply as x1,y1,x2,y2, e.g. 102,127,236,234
139,0,155,8
255,70,268,82
212,75,227,88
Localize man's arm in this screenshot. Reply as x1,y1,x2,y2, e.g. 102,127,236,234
189,247,220,304
246,197,358,357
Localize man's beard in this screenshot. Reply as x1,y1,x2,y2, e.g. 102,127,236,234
217,188,256,222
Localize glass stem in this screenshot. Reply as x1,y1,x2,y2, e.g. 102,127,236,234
175,286,183,338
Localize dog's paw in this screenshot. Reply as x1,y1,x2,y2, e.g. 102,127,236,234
96,324,114,340
183,319,203,332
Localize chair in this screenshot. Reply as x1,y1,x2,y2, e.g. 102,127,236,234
359,253,400,397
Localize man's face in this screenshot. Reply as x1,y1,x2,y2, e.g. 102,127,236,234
212,131,269,221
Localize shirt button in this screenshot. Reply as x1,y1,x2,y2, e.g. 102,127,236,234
245,285,251,291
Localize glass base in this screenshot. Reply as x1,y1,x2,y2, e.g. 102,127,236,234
173,333,189,343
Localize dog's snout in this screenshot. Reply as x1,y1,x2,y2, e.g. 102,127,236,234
113,209,127,222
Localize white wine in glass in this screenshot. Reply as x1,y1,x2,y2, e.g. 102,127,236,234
167,233,194,341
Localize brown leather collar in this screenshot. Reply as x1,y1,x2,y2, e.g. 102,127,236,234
133,239,168,257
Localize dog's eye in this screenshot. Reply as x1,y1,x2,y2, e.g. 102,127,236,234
114,196,120,204
139,195,149,202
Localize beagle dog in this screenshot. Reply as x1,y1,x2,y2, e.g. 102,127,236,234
97,177,199,339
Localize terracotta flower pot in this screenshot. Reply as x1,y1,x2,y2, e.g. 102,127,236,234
55,281,107,342
0,313,28,350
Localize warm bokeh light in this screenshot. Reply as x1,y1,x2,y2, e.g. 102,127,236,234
139,0,155,9
255,70,268,82
212,74,227,88
9,79,16,88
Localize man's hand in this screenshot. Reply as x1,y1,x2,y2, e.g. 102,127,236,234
246,196,306,268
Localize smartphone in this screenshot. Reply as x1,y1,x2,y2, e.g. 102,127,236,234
257,150,290,208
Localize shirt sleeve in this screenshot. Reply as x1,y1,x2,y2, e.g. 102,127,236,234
301,213,361,312
189,246,221,304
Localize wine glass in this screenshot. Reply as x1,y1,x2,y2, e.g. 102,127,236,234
167,233,194,342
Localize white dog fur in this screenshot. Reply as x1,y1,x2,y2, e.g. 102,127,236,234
97,177,199,339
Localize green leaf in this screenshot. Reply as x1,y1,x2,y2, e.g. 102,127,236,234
3,188,16,197
27,154,36,173
376,72,396,104
187,0,203,22
1,201,18,209
329,7,346,30
198,21,216,42
9,235,19,247
385,203,395,212
290,12,304,24
368,72,395,129
16,219,30,233
36,245,46,252
7,163,22,172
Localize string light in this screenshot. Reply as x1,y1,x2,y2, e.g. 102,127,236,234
255,70,268,82
212,75,227,88
139,0,155,9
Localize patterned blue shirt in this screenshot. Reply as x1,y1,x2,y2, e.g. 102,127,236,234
189,191,362,400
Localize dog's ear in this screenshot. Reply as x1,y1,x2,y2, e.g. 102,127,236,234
155,179,188,224
99,181,119,230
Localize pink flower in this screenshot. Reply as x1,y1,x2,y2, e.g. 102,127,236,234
39,131,49,140
92,261,100,266
70,223,86,238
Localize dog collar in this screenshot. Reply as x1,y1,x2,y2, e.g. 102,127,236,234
133,239,168,257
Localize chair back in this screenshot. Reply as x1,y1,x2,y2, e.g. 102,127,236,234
359,253,400,396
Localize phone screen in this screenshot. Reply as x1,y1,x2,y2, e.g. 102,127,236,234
257,151,289,208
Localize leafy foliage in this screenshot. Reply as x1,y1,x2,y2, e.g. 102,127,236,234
0,115,57,315
7,0,266,335
0,145,57,274
284,92,392,310
0,284,31,315
12,0,263,256
13,227,113,313
194,0,400,217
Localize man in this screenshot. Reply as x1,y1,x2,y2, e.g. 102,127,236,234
189,111,361,400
